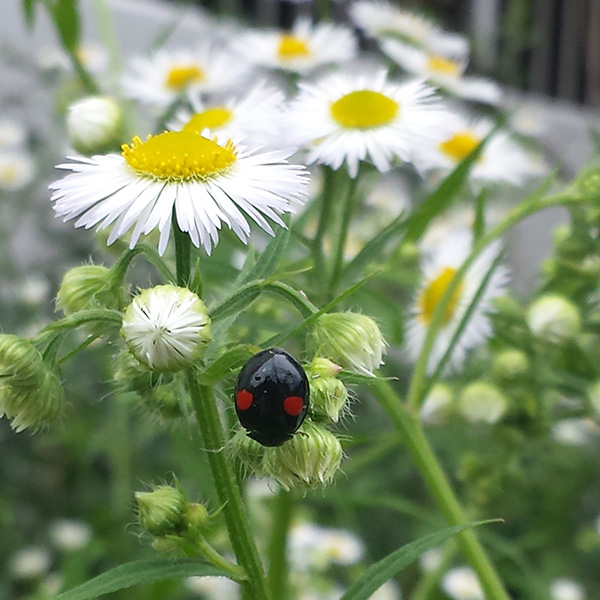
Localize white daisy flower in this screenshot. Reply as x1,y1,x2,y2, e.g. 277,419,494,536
441,566,485,600
286,70,455,178
121,46,247,108
0,119,27,149
49,130,309,255
0,151,35,191
405,229,509,375
233,17,357,74
170,82,287,149
121,285,211,372
9,547,52,580
185,575,239,599
381,39,501,105
414,116,536,187
49,519,92,552
349,0,468,57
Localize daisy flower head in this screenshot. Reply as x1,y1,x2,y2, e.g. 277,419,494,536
381,39,501,105
286,70,455,178
405,229,510,375
170,82,287,149
233,17,357,75
414,116,537,188
349,0,468,57
0,151,34,191
121,46,247,108
50,131,310,255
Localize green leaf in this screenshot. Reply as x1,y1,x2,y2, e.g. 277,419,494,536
338,370,395,385
51,0,81,51
339,520,498,600
22,0,40,26
52,559,235,600
209,281,263,321
199,344,259,385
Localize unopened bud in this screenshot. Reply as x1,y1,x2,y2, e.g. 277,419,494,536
527,294,581,344
56,264,125,315
307,312,386,376
263,421,343,491
307,358,348,423
0,334,65,432
184,503,210,532
492,348,530,382
67,96,124,155
135,485,188,536
230,429,267,476
457,381,508,425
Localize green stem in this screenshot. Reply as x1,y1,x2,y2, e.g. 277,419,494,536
406,192,575,412
185,373,271,600
311,166,336,290
373,380,512,600
110,244,176,287
66,47,100,94
193,535,248,581
327,174,359,300
92,0,122,73
173,215,192,287
107,395,131,521
267,490,293,599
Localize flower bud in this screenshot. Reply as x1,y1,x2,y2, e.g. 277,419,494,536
135,484,188,536
492,348,530,382
121,285,211,372
307,358,348,423
56,264,125,315
307,312,386,376
420,383,454,425
263,421,343,491
527,294,581,344
67,96,124,155
184,503,210,532
0,334,65,432
230,429,267,476
144,379,189,420
457,381,508,425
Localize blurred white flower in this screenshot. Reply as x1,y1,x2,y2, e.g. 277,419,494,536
38,44,108,74
550,578,586,600
405,229,509,375
286,70,454,178
551,418,598,446
9,547,52,579
420,546,443,572
349,0,468,57
170,82,287,149
233,18,357,74
0,150,34,191
441,566,485,600
370,579,403,599
0,119,26,148
420,383,454,425
122,46,246,107
19,276,51,306
289,522,364,571
185,575,240,599
381,39,500,105
527,295,581,344
457,381,509,425
49,519,92,552
40,573,64,596
414,116,537,187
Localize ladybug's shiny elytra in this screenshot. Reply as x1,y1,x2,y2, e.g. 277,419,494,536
234,347,309,447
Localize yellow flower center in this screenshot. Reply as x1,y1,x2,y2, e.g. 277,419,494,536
277,34,311,60
426,55,461,77
330,90,399,129
121,131,237,182
182,107,233,133
418,266,464,324
165,65,205,91
0,165,18,183
439,131,481,162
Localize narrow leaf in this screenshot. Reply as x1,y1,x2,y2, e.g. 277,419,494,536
209,282,262,321
52,0,81,51
340,520,499,600
199,344,259,385
52,559,234,600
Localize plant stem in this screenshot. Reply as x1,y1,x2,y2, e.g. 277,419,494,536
173,215,192,287
267,490,293,599
193,535,248,581
186,373,271,600
311,166,336,290
373,380,512,600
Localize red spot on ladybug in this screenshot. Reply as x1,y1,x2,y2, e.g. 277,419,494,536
283,395,305,416
236,389,253,411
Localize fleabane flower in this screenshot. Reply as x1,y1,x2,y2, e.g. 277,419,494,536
170,82,287,148
414,116,537,188
349,0,468,57
286,70,454,178
50,131,309,255
121,285,211,372
0,151,34,191
405,230,509,375
441,566,485,600
233,18,357,74
121,46,246,107
381,39,501,105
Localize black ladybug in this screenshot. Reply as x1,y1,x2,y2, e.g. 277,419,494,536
234,347,309,447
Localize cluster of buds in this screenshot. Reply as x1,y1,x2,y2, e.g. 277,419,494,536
0,334,65,432
135,482,211,551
